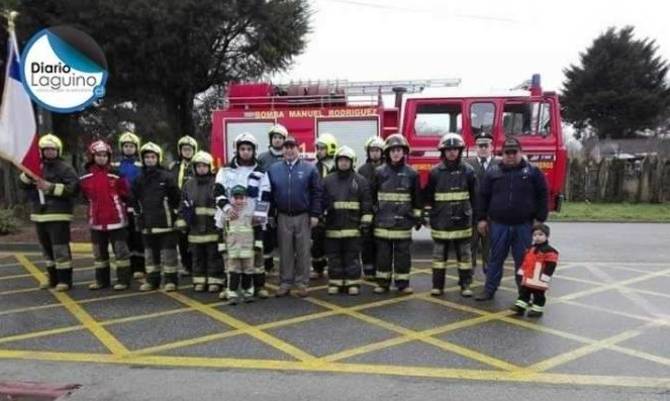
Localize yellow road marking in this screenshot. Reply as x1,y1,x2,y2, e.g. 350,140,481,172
17,254,129,355
166,292,317,362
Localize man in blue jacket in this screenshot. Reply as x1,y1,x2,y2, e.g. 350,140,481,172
267,136,323,297
475,137,548,301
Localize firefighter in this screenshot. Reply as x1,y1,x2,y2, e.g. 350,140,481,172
357,136,385,279
311,132,338,279
113,131,145,279
372,134,422,294
323,146,373,295
214,133,271,300
176,151,225,293
80,140,132,291
258,124,287,274
512,223,559,318
18,134,78,291
133,142,181,292
170,135,198,277
424,133,477,297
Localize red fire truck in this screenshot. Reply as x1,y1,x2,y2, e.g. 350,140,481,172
210,75,566,210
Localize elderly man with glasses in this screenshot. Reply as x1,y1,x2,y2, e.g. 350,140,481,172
475,137,548,301
467,133,499,274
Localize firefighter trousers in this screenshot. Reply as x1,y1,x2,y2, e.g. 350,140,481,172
432,238,473,290
36,221,72,288
126,212,145,274
190,241,225,286
177,231,192,272
311,224,327,274
262,226,277,272
516,286,547,313
375,238,411,289
91,228,131,287
360,231,376,277
143,232,179,287
325,237,362,289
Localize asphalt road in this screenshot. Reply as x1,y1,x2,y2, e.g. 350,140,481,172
1,222,669,401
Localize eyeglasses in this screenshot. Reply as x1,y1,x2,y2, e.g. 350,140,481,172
477,143,490,148
503,150,518,155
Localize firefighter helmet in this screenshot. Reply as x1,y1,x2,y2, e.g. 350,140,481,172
438,133,465,151
316,133,338,157
177,135,198,153
383,133,410,154
234,132,258,150
38,134,63,158
87,140,112,163
268,124,288,141
140,142,163,165
364,136,385,152
334,146,356,169
191,150,214,172
118,132,141,151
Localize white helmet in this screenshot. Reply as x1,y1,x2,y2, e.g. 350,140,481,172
234,132,258,150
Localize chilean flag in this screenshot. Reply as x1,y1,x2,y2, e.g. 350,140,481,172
0,28,40,177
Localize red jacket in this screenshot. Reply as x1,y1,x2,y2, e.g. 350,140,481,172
80,164,130,231
519,242,559,291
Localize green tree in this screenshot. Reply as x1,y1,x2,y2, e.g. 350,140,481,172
10,0,311,145
562,26,670,139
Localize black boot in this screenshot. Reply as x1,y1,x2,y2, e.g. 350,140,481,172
253,273,268,298
115,265,132,290
431,269,446,296
90,266,111,290
264,257,274,273
227,272,241,304
55,268,73,292
42,265,58,289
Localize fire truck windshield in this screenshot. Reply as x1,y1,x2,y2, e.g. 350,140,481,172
502,101,552,137
413,103,462,136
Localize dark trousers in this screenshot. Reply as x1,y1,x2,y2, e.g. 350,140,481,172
471,225,490,272
517,286,547,312
177,231,192,272
91,228,131,286
375,239,411,289
36,221,72,287
190,242,225,286
126,212,145,274
432,238,473,290
143,232,179,287
311,224,327,273
360,231,376,277
262,226,277,271
484,221,532,294
325,237,362,288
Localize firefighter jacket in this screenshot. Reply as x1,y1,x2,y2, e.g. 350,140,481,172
79,164,129,231
131,166,180,234
19,158,79,223
424,160,477,241
316,157,334,179
258,149,283,171
519,242,559,291
357,159,383,185
169,158,194,190
322,170,373,239
176,173,219,243
213,158,271,211
372,162,422,239
225,203,255,259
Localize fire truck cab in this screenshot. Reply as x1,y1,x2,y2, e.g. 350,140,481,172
210,75,566,211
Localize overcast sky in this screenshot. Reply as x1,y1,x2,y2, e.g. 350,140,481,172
274,0,670,94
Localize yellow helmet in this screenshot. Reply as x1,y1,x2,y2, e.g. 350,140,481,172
191,150,214,172
268,124,288,140
177,135,198,154
383,133,410,154
118,132,141,151
334,145,356,169
38,133,63,158
140,142,163,165
315,133,338,158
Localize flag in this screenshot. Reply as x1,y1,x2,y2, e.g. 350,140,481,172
0,26,40,177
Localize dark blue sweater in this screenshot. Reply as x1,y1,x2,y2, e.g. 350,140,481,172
267,159,323,217
478,159,548,225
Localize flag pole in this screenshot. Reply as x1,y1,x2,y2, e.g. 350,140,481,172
0,9,42,182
